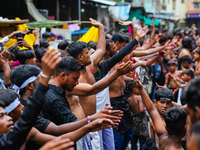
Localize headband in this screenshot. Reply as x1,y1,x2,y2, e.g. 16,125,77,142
12,74,40,93
157,97,172,101
4,98,20,113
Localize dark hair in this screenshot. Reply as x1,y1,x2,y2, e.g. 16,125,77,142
42,33,50,39
124,34,130,43
16,50,34,64
175,32,182,38
195,49,200,55
106,39,114,51
67,42,87,59
167,60,176,66
155,88,174,101
112,33,127,44
164,107,187,135
55,56,84,76
179,55,193,64
7,46,19,60
39,39,49,49
182,37,192,49
182,69,194,79
58,41,69,50
159,35,168,44
88,41,97,50
35,48,46,63
0,89,19,107
127,80,138,93
139,39,144,47
10,65,41,96
190,121,200,150
181,77,200,111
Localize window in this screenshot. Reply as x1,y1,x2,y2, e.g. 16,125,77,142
194,2,199,9
173,0,176,10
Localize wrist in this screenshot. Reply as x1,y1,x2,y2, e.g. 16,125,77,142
40,71,51,79
90,114,95,122
135,36,140,42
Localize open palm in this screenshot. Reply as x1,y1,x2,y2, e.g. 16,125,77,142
137,26,149,38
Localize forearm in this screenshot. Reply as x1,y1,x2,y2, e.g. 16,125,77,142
61,125,90,142
150,28,155,42
141,56,158,67
3,60,12,87
0,36,9,45
130,23,136,40
34,37,40,46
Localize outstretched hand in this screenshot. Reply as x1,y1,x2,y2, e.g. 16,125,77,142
117,61,134,75
1,47,10,60
88,118,114,132
40,137,74,150
118,20,132,26
136,26,149,39
89,18,103,28
131,72,143,88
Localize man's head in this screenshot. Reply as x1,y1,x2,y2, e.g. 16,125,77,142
39,39,49,50
0,89,23,123
181,77,200,124
182,69,194,82
159,35,168,46
167,60,176,73
16,50,36,65
154,88,173,116
57,35,64,40
182,37,192,49
105,39,117,57
50,33,57,41
180,55,193,69
42,33,51,42
188,121,200,150
67,42,91,66
55,56,84,91
58,40,69,50
164,107,187,137
35,47,47,68
10,65,41,97
127,80,140,95
194,49,200,62
111,33,127,50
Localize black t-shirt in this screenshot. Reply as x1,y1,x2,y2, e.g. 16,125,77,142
20,98,51,150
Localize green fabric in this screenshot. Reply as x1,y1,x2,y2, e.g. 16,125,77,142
26,20,65,28
143,16,160,26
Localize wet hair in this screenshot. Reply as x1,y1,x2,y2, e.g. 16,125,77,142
39,39,49,49
67,42,87,59
181,77,200,111
42,33,50,39
55,56,84,76
106,39,114,51
112,33,127,44
35,48,46,63
159,35,168,44
182,37,192,49
127,80,138,93
124,34,130,43
175,32,182,38
195,49,200,55
58,41,69,50
7,47,19,60
139,39,144,47
182,69,194,79
16,50,34,64
179,55,193,64
164,107,187,135
88,41,97,50
0,89,19,107
155,88,174,101
10,65,41,96
167,60,176,66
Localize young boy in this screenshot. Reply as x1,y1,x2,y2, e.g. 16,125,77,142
164,60,181,90
194,49,200,76
127,80,149,150
179,55,194,71
133,77,187,150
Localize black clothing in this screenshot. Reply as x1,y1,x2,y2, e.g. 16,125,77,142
94,38,138,81
110,95,132,134
0,82,48,150
41,84,77,125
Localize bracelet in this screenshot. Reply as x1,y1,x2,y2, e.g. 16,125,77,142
173,77,176,81
40,72,51,79
162,68,166,71
138,61,141,66
87,116,91,124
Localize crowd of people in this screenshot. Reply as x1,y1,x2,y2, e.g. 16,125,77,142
0,17,200,150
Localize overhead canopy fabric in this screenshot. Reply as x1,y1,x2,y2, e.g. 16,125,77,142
88,0,126,6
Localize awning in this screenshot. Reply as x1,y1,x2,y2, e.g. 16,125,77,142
148,13,179,20
88,0,126,6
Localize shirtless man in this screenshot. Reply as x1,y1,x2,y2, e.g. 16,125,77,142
178,37,192,60
194,49,200,76
134,76,187,150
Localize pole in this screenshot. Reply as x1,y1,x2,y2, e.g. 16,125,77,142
57,0,60,20
78,0,81,38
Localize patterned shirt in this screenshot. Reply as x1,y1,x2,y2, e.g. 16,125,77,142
41,84,77,125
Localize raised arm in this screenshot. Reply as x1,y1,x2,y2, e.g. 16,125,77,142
67,61,133,96
140,53,160,67
90,18,106,66
118,20,136,40
150,21,155,42
134,77,167,137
